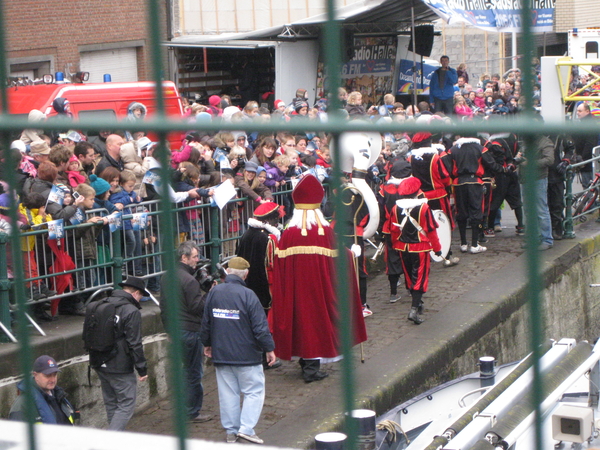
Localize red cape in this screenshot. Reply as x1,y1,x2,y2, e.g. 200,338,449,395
269,225,367,360
47,238,75,316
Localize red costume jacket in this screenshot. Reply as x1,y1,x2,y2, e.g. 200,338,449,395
387,198,442,253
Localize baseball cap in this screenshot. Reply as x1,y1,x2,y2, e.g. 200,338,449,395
33,355,60,375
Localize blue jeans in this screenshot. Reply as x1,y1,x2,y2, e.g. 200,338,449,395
215,364,265,436
536,177,554,246
181,330,205,418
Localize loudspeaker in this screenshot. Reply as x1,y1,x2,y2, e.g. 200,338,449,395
408,25,434,57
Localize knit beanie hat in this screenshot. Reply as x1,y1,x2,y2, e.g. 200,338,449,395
294,100,308,113
209,95,221,107
89,174,110,196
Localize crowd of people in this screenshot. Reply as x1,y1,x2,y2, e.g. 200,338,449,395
4,59,600,443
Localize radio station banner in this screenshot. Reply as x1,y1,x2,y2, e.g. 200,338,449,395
397,59,439,95
338,37,397,105
420,0,555,33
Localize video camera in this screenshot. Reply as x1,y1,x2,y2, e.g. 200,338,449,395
196,259,227,293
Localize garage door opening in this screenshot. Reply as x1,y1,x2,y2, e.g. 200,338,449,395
173,46,275,109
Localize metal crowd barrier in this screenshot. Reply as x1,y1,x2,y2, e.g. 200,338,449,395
0,182,303,339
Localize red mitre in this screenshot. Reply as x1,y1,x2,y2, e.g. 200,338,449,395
292,174,324,210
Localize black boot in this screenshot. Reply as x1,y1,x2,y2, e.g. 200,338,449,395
33,304,56,322
407,307,423,324
300,359,328,383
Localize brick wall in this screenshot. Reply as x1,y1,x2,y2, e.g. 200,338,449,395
5,0,167,80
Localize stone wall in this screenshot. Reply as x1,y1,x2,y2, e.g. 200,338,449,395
0,335,170,428
451,235,600,377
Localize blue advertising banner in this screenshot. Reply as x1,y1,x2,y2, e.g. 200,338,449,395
421,0,555,33
397,59,439,95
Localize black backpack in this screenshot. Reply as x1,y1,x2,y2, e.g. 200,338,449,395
82,297,129,368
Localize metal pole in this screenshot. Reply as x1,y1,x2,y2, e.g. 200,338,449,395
512,31,518,69
147,0,188,447
210,206,221,272
111,229,123,287
411,4,418,109
564,168,575,238
0,235,10,343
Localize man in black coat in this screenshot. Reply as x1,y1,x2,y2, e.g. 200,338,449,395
93,277,148,431
160,241,212,423
236,202,281,311
573,103,599,187
236,202,282,369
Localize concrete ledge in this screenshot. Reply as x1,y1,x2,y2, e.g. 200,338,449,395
0,303,165,380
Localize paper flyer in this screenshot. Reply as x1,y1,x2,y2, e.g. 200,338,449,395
142,170,162,188
47,219,64,240
131,212,148,231
69,208,85,225
108,211,123,232
46,185,65,207
210,180,237,210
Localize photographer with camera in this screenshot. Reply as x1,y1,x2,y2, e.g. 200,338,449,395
159,241,212,423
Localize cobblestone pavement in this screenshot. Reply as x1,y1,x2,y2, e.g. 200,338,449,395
127,213,543,446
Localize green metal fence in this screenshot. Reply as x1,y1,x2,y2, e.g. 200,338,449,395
1,0,599,449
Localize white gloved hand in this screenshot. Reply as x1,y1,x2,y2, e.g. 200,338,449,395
351,244,361,258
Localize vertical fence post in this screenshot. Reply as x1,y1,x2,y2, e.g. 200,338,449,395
112,228,123,287
0,234,11,343
564,167,575,238
210,205,221,271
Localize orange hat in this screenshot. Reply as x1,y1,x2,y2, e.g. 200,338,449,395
397,177,421,197
292,175,324,209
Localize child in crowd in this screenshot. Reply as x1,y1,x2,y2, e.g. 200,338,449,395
18,192,55,301
173,162,214,243
474,89,486,110
72,183,108,291
89,174,117,284
315,145,332,168
285,150,305,179
98,166,122,199
264,154,291,190
109,170,142,276
65,155,86,188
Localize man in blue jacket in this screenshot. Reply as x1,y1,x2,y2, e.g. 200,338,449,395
429,55,458,115
201,257,276,445
9,355,76,425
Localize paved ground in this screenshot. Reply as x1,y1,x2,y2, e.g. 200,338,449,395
125,210,539,447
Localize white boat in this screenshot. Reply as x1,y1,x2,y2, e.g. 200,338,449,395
374,338,600,450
